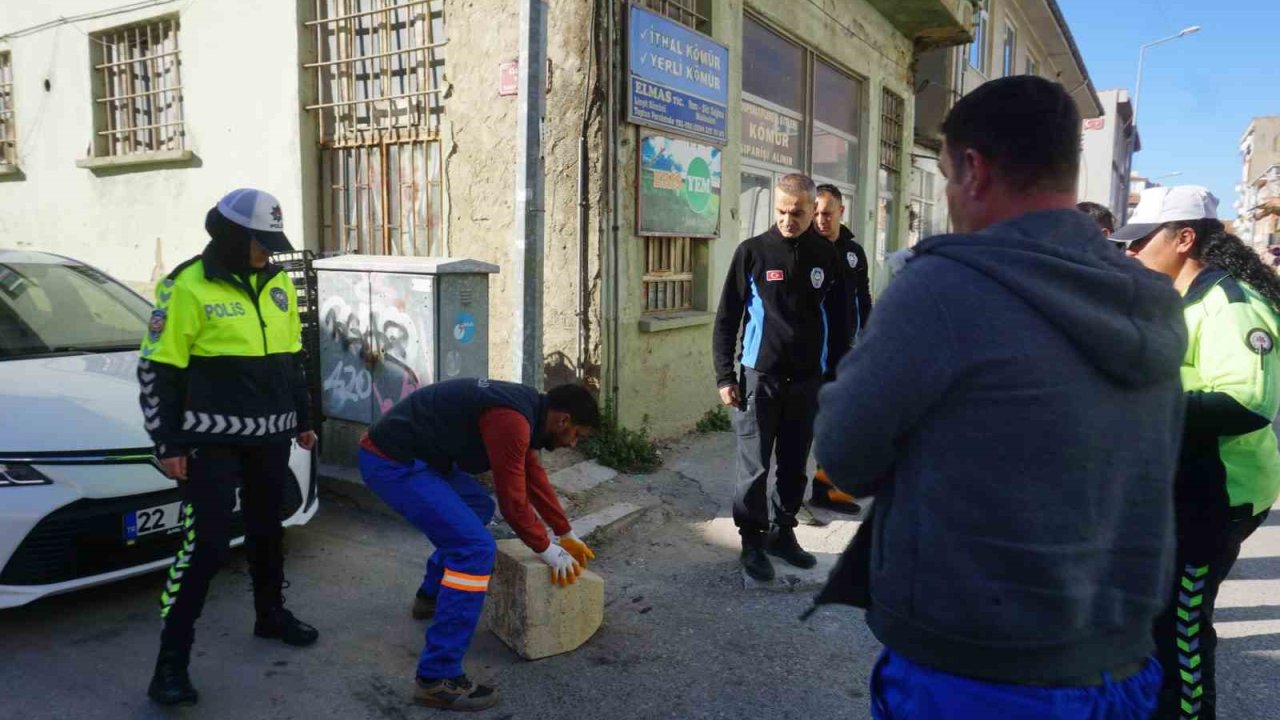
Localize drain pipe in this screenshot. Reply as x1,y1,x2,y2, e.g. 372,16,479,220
576,0,600,381
605,0,622,420
511,0,548,388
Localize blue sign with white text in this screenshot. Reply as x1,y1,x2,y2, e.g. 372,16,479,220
627,4,729,145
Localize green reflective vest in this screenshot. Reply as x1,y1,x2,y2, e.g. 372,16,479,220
1181,269,1280,516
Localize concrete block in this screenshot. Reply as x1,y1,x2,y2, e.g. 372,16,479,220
484,539,604,660
549,460,618,496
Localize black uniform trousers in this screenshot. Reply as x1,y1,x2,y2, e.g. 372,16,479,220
731,368,821,535
1153,508,1268,720
159,442,292,651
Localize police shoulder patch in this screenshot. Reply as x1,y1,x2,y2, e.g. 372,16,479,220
148,308,167,343
1246,327,1274,355
270,286,289,312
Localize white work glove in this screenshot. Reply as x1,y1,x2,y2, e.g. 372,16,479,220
538,543,582,587
556,530,596,569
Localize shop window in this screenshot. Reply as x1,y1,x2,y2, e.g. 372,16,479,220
638,0,710,34
741,17,806,242
0,52,13,168
89,17,185,158
643,237,696,313
309,0,446,256
812,60,862,194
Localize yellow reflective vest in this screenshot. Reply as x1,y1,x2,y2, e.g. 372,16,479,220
137,253,309,455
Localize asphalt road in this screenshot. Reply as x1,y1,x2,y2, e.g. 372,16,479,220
1,433,1278,719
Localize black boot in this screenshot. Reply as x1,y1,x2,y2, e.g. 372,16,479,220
255,605,320,646
740,532,775,581
767,526,817,569
147,646,198,706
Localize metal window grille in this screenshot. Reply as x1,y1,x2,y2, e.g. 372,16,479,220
0,52,14,167
879,89,903,173
90,18,184,157
643,236,695,313
638,0,710,33
309,0,446,256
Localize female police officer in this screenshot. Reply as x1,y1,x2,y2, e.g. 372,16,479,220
1119,185,1280,720
138,189,318,706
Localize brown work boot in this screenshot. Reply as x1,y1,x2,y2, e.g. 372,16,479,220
810,470,861,515
415,675,499,711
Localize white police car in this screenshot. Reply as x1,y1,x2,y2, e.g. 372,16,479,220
0,250,317,609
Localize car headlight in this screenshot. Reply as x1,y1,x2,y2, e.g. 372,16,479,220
0,464,53,487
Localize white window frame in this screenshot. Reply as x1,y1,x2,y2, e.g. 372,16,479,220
1025,52,1040,77
0,51,14,168
967,1,989,74
1002,20,1017,77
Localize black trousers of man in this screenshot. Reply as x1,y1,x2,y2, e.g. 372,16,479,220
158,442,291,652
1153,508,1268,720
731,368,821,537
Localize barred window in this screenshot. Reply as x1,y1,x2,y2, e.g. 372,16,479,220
879,89,904,173
0,51,14,167
90,18,185,158
638,0,710,33
308,0,446,256
643,236,695,313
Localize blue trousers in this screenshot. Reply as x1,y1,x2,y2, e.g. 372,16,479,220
871,649,1161,720
359,449,497,680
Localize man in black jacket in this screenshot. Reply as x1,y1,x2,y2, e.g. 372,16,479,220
712,173,838,581
808,184,871,516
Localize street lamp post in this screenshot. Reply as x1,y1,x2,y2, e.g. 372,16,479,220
1133,26,1201,128
1123,26,1200,222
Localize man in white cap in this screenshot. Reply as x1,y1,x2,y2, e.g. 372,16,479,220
137,189,319,706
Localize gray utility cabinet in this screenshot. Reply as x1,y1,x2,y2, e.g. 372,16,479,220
313,256,499,425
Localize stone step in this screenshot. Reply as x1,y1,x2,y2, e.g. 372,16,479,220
548,460,619,496
572,501,658,545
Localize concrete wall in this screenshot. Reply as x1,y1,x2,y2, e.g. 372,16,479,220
612,0,916,436
1078,90,1132,219
442,0,602,390
0,0,315,293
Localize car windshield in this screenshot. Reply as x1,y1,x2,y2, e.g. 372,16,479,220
0,261,152,359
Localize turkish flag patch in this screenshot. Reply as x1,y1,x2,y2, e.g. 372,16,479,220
766,270,784,282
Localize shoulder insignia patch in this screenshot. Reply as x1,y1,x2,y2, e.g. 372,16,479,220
1246,327,1274,355
148,308,167,343
270,286,290,312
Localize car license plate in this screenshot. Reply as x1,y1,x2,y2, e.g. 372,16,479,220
122,489,242,542
124,501,183,541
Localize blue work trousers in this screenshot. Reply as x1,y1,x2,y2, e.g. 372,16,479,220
871,649,1161,720
358,449,497,680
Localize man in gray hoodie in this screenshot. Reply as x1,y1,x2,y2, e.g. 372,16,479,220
815,77,1187,718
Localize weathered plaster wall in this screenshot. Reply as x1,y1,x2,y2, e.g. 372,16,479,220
443,0,602,389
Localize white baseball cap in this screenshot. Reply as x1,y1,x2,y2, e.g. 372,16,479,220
215,188,293,254
1112,185,1219,245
